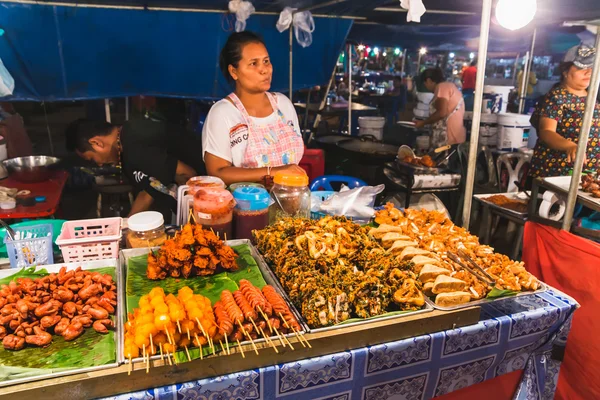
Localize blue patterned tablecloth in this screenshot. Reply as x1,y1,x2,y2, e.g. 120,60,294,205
107,289,578,400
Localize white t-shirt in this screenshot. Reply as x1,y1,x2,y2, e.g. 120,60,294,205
202,93,301,167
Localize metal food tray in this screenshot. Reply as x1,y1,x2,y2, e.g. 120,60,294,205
474,193,529,218
0,258,121,388
253,250,434,333
426,282,549,311
395,158,445,174
118,241,308,365
543,176,600,212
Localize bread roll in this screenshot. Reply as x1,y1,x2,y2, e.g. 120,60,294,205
423,282,435,297
419,264,450,283
368,224,404,239
435,291,472,307
381,232,412,248
432,275,467,294
399,247,431,260
387,240,419,254
410,255,440,273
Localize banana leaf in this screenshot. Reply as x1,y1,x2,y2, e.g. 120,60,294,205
125,244,268,362
486,287,520,299
0,266,117,382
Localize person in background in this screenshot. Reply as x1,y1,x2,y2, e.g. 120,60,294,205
461,60,477,96
414,68,466,147
65,118,205,218
387,76,404,97
202,31,306,187
528,44,599,180
517,68,538,98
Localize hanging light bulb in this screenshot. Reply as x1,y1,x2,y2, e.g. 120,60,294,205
382,51,387,57
394,48,401,55
469,52,475,59
419,47,427,55
373,47,379,55
358,44,365,51
366,47,371,53
449,52,455,59
495,0,537,31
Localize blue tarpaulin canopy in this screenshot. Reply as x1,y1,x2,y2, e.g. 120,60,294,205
0,1,352,101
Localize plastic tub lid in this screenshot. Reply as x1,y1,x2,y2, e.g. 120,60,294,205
480,113,498,124
128,211,164,232
233,187,270,211
498,113,531,126
228,182,265,193
186,176,226,189
273,172,309,187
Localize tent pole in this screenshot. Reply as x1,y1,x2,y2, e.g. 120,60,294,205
400,50,406,77
519,28,537,113
562,30,600,230
312,65,337,130
104,99,111,123
348,43,352,136
461,0,492,228
416,52,422,73
517,51,529,112
289,27,293,102
125,96,129,121
511,52,520,87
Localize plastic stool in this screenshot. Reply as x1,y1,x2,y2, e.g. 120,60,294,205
299,148,325,183
310,175,367,191
496,153,531,193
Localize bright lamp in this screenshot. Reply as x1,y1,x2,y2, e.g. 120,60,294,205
495,0,537,31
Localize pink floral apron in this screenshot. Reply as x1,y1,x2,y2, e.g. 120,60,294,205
228,92,304,168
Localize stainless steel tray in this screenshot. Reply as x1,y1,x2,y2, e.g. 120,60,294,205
543,176,600,212
474,192,529,218
0,258,121,388
119,241,308,365
253,250,434,333
427,282,549,311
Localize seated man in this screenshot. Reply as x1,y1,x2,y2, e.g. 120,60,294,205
65,117,206,218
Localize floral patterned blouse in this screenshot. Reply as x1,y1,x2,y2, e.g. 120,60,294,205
529,85,600,178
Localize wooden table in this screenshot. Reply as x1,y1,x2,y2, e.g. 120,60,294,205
0,170,68,219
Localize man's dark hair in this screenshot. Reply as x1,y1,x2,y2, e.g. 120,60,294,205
470,59,477,67
219,31,266,83
65,118,114,153
420,67,445,84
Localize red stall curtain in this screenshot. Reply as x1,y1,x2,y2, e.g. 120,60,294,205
523,222,600,400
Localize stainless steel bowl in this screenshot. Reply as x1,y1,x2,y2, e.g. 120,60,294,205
2,156,62,183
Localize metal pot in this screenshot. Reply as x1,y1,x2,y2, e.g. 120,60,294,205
337,135,399,164
313,134,352,153
3,156,61,183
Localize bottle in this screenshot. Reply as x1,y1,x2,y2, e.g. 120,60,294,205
193,187,235,240
270,172,310,223
126,211,167,248
233,186,271,240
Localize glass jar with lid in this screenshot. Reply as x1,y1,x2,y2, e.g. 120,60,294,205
126,211,167,248
233,186,271,240
193,187,235,239
270,172,310,223
186,176,226,197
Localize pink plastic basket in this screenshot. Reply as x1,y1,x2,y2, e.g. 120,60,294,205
56,217,122,262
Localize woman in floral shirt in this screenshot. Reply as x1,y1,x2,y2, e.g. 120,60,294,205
529,44,600,179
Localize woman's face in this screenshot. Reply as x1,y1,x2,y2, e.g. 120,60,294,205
229,42,273,93
565,65,592,91
424,78,437,92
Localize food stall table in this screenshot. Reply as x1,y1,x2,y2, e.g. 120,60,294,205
103,289,576,400
294,103,378,135
0,170,68,220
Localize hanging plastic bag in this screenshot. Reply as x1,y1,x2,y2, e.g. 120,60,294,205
0,58,14,97
400,0,426,23
276,7,315,47
293,11,315,48
228,0,255,32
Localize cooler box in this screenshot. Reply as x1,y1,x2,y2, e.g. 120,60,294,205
299,148,325,183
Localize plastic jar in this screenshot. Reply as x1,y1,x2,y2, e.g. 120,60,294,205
193,187,235,239
233,186,270,240
228,182,265,193
270,172,310,223
126,211,167,248
186,176,226,196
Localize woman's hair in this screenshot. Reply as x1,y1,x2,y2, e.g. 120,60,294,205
549,61,575,90
420,68,445,84
219,31,266,83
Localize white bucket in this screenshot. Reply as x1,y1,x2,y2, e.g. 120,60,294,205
416,135,430,154
358,116,385,141
482,85,513,114
497,113,531,150
480,113,499,147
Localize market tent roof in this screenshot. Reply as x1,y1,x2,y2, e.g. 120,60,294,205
0,1,351,101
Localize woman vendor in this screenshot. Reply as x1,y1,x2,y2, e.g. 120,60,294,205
202,31,306,186
528,44,599,179
414,68,466,148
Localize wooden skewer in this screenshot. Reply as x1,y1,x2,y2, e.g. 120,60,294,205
237,320,259,355
219,339,226,354
194,333,203,360
128,356,132,376
143,344,149,373
172,350,178,365
196,317,215,354
184,345,192,362
278,312,307,348
294,326,311,348
166,349,173,366
259,327,279,353
237,339,245,358
165,329,173,345
149,334,155,355
258,309,272,332
187,327,191,341
224,332,230,355
159,343,164,361
274,326,291,349
177,320,182,333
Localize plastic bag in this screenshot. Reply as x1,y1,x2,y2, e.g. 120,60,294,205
276,7,315,48
314,185,385,223
228,0,255,32
0,58,14,97
400,0,426,23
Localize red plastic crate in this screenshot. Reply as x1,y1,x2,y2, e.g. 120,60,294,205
299,148,325,183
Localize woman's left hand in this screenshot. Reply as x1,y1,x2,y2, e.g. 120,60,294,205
414,120,426,129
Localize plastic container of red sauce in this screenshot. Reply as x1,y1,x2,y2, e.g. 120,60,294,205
193,187,235,239
232,186,271,240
